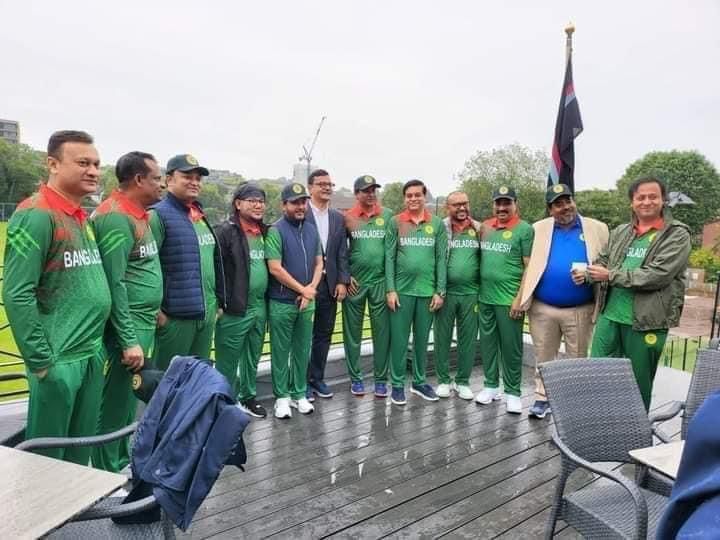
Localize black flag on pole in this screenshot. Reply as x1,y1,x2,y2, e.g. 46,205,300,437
548,54,583,193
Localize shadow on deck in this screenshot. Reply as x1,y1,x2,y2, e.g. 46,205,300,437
184,364,689,539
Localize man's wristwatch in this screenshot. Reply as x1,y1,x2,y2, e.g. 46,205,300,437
437,291,446,298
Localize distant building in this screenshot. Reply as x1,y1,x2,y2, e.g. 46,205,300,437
0,119,20,143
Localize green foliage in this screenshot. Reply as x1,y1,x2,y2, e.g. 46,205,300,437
617,150,720,236
0,139,46,203
574,189,625,230
100,164,118,197
199,183,230,225
458,144,548,222
688,248,720,282
380,182,405,214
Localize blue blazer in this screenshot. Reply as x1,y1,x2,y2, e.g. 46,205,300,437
131,356,249,531
305,205,350,290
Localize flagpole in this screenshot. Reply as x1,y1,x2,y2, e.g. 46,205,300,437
565,22,575,62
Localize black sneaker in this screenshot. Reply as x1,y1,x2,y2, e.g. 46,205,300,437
528,400,551,419
240,398,267,419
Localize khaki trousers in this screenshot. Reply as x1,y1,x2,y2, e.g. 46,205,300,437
529,300,595,400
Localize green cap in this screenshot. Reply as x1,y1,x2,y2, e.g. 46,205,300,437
492,185,517,201
546,183,573,204
282,182,311,202
353,175,381,193
166,154,209,176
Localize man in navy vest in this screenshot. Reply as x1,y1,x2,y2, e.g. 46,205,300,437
149,154,225,370
304,169,350,400
266,183,323,419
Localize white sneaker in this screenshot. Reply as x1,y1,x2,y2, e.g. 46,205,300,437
290,397,315,414
436,383,452,398
506,395,522,414
475,387,502,405
455,384,474,401
274,397,292,419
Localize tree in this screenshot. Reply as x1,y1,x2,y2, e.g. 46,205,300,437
574,189,624,230
380,182,405,214
617,150,720,237
199,183,229,225
458,143,548,222
0,139,46,202
99,165,118,199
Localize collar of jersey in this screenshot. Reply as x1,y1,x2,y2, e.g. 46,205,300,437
634,217,664,236
451,218,475,233
41,184,87,224
484,213,520,230
111,189,148,220
347,203,382,219
397,209,431,225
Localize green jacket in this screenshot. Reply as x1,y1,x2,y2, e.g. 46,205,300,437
595,212,691,331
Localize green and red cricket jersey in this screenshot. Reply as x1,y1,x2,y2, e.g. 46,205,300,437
2,184,111,371
447,219,481,296
242,220,269,304
91,190,162,348
345,204,393,286
385,209,447,297
603,227,659,325
478,214,533,306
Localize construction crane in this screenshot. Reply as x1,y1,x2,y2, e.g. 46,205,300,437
293,116,326,184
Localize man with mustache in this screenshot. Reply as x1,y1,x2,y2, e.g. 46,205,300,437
150,154,225,370
519,183,609,419
342,175,393,397
475,186,533,414
3,130,111,463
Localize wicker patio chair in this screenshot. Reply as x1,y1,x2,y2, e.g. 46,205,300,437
16,423,175,539
541,358,669,539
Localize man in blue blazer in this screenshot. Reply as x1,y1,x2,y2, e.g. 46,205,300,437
304,169,351,399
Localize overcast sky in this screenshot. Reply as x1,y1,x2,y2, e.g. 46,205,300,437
2,1,719,195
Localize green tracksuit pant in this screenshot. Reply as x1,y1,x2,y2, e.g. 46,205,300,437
154,306,216,371
91,328,154,472
478,302,523,397
434,294,478,386
215,302,267,401
342,281,389,383
590,314,668,410
26,349,104,465
389,294,434,388
269,299,314,400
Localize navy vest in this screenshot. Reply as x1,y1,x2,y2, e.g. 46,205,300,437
268,216,319,304
154,192,221,319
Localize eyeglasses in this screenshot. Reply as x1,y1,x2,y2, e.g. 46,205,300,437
449,202,469,208
313,182,335,189
241,198,266,206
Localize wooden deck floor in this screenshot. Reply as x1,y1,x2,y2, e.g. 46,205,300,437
185,365,689,540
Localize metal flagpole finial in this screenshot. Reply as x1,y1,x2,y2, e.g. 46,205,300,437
565,22,575,60
565,22,576,37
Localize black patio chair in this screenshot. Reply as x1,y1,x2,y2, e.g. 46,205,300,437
16,423,175,539
541,358,669,539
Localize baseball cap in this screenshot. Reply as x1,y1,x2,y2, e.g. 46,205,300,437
166,154,209,176
546,183,573,204
492,185,517,201
354,175,381,193
281,182,311,202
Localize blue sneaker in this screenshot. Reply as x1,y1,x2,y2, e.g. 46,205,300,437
390,387,406,405
309,380,333,398
529,400,551,419
305,388,315,403
350,381,365,396
410,383,439,402
374,382,389,398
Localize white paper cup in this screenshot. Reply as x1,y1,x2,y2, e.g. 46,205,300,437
571,262,588,273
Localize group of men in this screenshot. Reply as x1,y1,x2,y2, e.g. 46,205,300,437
3,129,690,471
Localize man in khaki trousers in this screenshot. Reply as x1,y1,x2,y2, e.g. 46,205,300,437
519,184,609,418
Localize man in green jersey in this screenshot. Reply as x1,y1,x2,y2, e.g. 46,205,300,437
434,191,481,400
266,183,323,419
3,130,111,464
587,176,690,409
150,154,225,370
215,183,269,419
342,175,393,398
475,186,534,414
90,151,164,471
385,179,447,406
